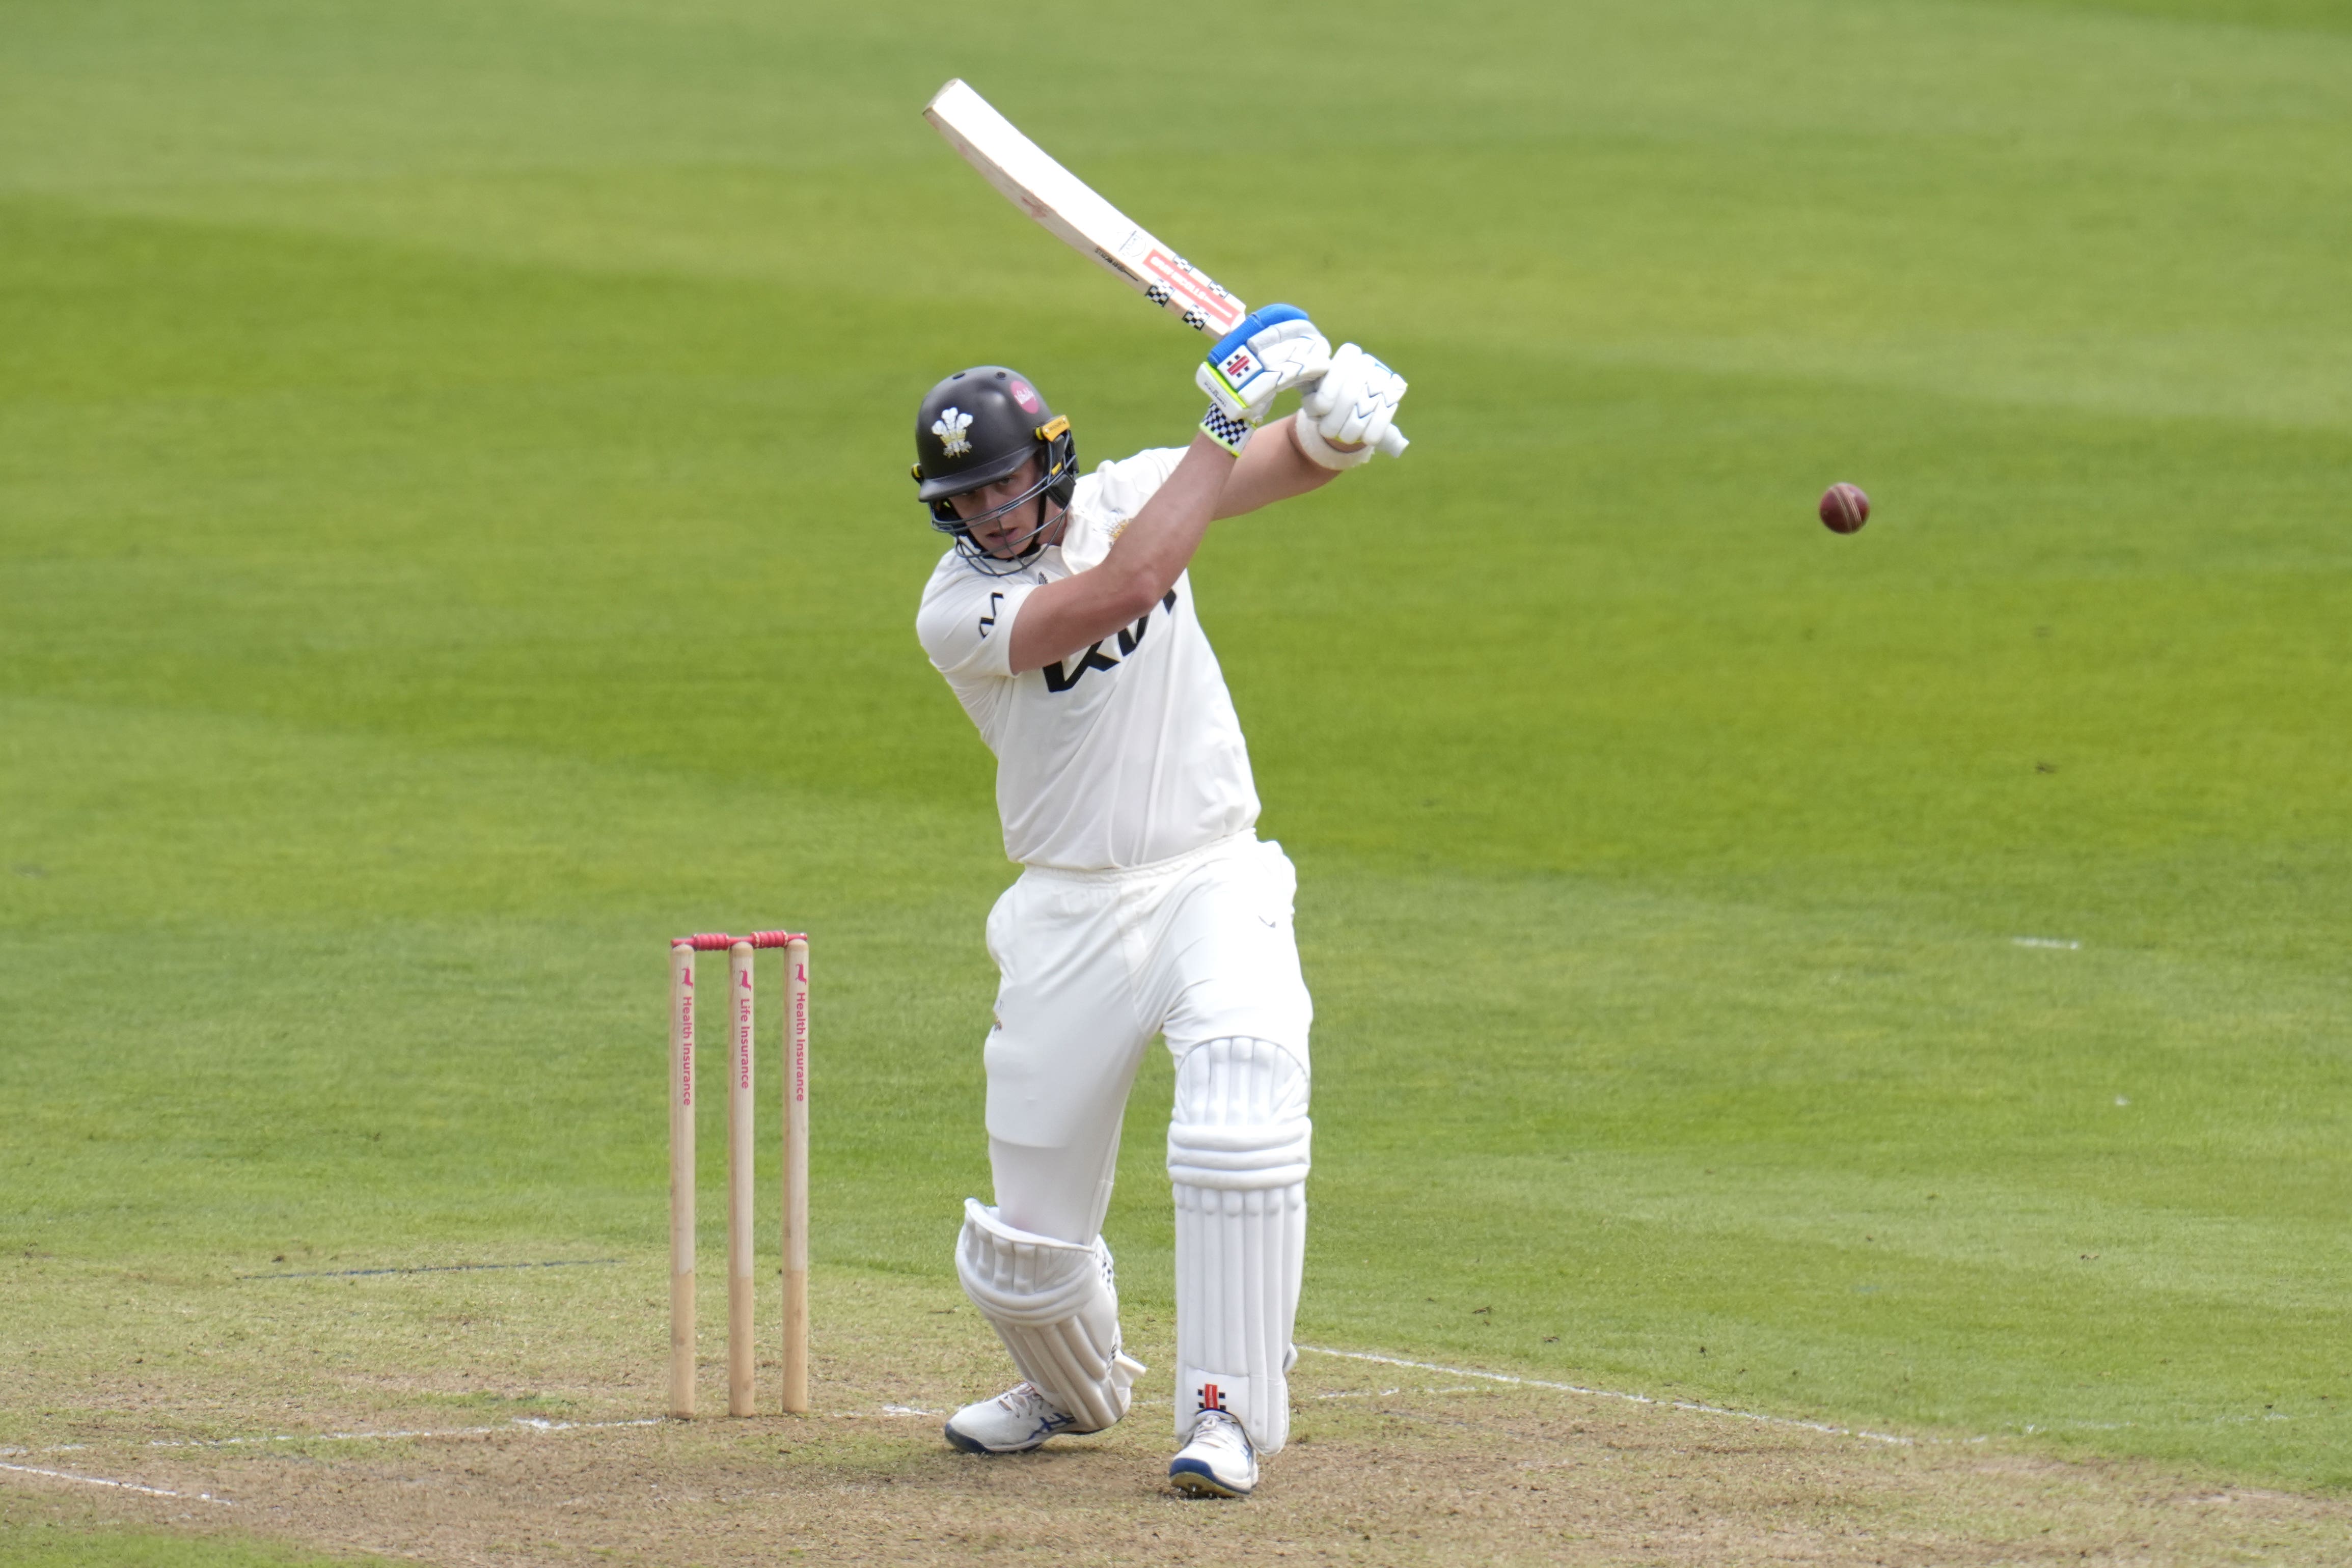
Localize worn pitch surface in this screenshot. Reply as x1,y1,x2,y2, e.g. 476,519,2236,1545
4,1270,2349,1566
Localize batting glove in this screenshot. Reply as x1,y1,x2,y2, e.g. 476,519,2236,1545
1196,305,1331,454
1295,342,1407,468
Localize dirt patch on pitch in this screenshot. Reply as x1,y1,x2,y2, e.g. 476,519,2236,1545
4,1264,2348,1565
9,1382,2349,1566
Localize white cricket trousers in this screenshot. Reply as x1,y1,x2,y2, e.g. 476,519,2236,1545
981,832,1313,1247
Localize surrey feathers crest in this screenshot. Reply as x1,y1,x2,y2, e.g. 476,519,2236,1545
933,407,974,457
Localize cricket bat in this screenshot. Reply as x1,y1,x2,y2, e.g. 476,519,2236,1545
923,78,1407,457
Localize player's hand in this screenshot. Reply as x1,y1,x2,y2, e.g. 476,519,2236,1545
1296,343,1407,467
1196,305,1331,439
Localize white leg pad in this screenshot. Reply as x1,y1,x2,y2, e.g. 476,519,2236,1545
1168,1036,1310,1455
954,1198,1144,1434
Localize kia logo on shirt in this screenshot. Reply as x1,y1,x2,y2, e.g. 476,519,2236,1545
1041,590,1178,695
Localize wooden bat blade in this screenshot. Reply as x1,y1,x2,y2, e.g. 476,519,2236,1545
923,78,1246,338
922,79,1407,457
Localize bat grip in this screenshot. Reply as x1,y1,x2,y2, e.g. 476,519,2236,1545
1377,426,1409,458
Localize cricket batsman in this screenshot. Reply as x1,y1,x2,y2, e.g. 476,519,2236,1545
910,309,1407,1497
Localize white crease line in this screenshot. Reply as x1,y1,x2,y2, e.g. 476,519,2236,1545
33,1408,1018,1452
2013,937,2081,950
0,1460,233,1505
139,1417,664,1450
1299,1346,1917,1446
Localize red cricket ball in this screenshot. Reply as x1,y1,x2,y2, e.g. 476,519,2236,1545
1819,482,1870,534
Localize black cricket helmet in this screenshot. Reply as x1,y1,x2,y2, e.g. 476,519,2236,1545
912,366,1077,571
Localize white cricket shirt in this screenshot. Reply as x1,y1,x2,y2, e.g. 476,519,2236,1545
916,447,1261,871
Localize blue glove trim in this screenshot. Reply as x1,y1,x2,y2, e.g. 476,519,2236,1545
1206,302,1312,363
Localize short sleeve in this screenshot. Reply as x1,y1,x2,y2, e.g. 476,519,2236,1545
1060,448,1188,573
917,567,1037,683
1090,448,1185,522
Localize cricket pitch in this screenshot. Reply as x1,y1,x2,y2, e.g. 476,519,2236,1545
4,1262,2344,1566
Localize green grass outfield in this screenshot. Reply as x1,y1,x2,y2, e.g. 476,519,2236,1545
4,0,2348,1537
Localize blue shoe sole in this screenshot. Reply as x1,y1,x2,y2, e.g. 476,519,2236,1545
943,1421,1057,1455
1168,1457,1251,1498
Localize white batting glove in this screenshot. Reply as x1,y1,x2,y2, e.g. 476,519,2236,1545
1295,342,1407,467
1195,305,1331,454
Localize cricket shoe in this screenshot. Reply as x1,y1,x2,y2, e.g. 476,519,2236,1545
943,1382,1089,1455
1167,1408,1257,1498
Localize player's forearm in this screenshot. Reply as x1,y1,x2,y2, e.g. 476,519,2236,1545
1006,435,1236,673
1211,417,1339,519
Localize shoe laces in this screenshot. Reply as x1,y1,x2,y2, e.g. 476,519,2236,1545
1189,1408,1251,1453
999,1382,1063,1420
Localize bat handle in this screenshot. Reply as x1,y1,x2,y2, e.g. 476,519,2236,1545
1377,426,1409,458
